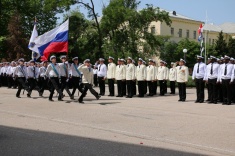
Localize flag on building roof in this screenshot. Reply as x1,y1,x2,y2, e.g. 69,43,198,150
198,23,203,42
28,20,69,61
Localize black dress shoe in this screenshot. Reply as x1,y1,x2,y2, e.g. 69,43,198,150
214,102,217,104
49,99,54,102
195,100,199,103
227,102,231,105
78,100,84,104
116,95,120,97
208,101,213,104
96,95,101,100
70,95,75,100
206,99,210,101
16,96,21,98
39,93,43,97
27,94,31,98
181,99,185,102
199,101,204,103
178,99,182,101
126,96,132,98
58,99,63,101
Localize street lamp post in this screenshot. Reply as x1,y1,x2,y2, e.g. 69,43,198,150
183,49,187,62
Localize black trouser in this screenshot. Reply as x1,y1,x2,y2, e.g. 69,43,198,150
117,80,123,96
208,79,218,103
138,81,145,97
2,74,7,86
144,81,147,94
16,77,29,97
48,77,63,100
122,80,126,96
98,77,105,95
170,81,175,94
7,75,13,88
217,83,223,102
222,79,232,104
126,80,133,97
28,78,37,95
163,80,167,94
231,83,235,103
195,78,205,102
61,76,72,97
152,81,157,95
159,80,165,95
94,74,98,87
147,81,154,96
108,79,115,95
132,80,136,95
39,77,47,95
79,83,99,101
0,75,2,87
71,76,83,96
206,83,210,101
178,82,186,101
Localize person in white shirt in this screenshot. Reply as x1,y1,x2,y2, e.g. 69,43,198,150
13,58,30,98
219,55,234,105
192,55,207,103
26,60,39,98
93,65,98,87
45,55,63,102
176,59,189,102
107,56,116,96
115,58,126,97
157,60,168,96
69,57,84,99
169,62,177,94
38,61,48,96
126,57,135,98
97,58,107,96
59,55,73,99
136,58,146,97
146,59,155,96
78,59,101,103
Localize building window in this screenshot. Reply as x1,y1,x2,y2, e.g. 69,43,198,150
186,30,189,38
171,27,174,36
151,26,156,34
179,29,182,37
193,31,196,39
209,38,211,45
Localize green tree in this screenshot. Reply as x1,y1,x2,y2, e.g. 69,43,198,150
227,37,235,57
214,31,228,56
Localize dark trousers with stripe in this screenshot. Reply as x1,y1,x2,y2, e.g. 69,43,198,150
108,79,115,95
208,79,218,103
170,81,175,94
98,77,105,95
16,77,29,97
71,76,83,96
126,80,133,97
195,78,205,102
178,82,186,101
48,77,63,100
28,78,37,95
222,79,232,104
138,81,145,97
61,76,72,97
117,80,123,96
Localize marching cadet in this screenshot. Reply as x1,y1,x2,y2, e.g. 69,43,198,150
13,58,29,98
59,55,73,99
97,58,107,96
176,59,189,102
192,55,207,103
204,56,220,104
146,59,155,96
26,60,39,98
45,55,63,101
107,56,116,96
78,59,101,103
115,58,126,97
136,58,146,97
219,55,234,105
38,61,48,96
152,61,158,95
157,60,168,96
169,62,177,94
126,57,135,98
69,57,84,99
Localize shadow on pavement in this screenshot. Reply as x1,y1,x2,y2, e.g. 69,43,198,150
0,125,205,156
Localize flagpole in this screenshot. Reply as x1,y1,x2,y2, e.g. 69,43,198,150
204,11,208,63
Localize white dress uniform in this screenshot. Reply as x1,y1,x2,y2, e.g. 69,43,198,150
126,63,135,97
115,64,126,97
157,66,167,95
14,65,29,98
39,66,47,78
146,65,155,96
169,67,177,94
107,62,116,96
58,63,69,77
97,63,107,95
45,63,61,78
136,64,146,97
176,65,189,101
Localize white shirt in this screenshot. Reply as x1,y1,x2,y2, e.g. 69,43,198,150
126,63,135,80
204,62,220,81
45,63,60,78
14,65,27,78
1,66,6,74
69,63,81,77
39,66,47,77
146,65,155,81
176,65,189,83
219,63,234,82
136,64,146,81
58,63,69,77
6,66,13,75
27,66,39,79
97,64,107,77
192,62,207,80
107,62,116,79
93,69,98,75
169,68,177,81
115,64,126,80
157,66,167,80
78,64,93,84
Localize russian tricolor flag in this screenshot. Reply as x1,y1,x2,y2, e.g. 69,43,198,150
29,20,69,61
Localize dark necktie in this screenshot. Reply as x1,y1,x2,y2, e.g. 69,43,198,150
197,63,199,73
119,65,120,68
224,64,227,75
99,65,101,71
210,63,213,75
180,66,182,70
139,65,140,68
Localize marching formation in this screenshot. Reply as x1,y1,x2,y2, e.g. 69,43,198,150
0,54,234,105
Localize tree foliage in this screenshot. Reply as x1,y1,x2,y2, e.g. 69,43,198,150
214,31,228,56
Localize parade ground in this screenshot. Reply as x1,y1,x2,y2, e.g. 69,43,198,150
1,87,235,156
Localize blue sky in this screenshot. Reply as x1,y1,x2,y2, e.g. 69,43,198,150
58,0,235,25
